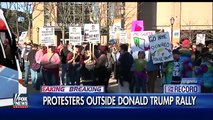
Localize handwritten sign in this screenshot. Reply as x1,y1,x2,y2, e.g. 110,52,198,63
69,27,82,45
196,34,205,45
131,31,155,52
40,27,55,46
119,30,128,44
131,20,144,32
149,32,173,64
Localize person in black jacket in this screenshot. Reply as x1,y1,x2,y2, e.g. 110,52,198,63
117,44,134,92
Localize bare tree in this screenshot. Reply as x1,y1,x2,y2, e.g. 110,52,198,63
181,19,213,43
18,2,44,41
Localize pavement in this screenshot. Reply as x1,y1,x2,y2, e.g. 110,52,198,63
25,71,163,94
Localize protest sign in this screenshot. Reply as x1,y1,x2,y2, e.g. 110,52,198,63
149,32,173,64
69,27,82,45
196,34,205,45
131,31,155,51
40,27,55,46
119,30,128,44
131,20,144,31
85,24,100,43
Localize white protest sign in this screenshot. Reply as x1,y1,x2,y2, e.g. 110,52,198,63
84,24,90,42
109,26,116,40
40,27,55,46
131,31,155,51
88,24,100,43
131,31,155,59
119,30,128,44
84,24,100,43
69,27,82,45
149,32,173,64
113,23,121,32
196,34,205,45
19,31,27,40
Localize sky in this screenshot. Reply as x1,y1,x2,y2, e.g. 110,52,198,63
0,2,31,12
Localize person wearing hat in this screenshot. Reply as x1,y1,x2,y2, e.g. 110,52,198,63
194,48,213,93
179,39,193,78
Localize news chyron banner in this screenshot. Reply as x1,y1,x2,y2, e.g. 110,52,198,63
9,84,213,109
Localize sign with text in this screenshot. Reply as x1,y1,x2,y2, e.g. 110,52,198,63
131,31,155,52
69,27,82,45
131,20,144,32
149,32,173,64
85,24,100,43
113,22,121,32
40,27,55,46
109,26,116,40
196,34,205,45
119,30,128,44
19,31,27,41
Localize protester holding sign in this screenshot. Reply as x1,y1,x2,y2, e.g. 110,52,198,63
162,49,183,84
93,46,108,91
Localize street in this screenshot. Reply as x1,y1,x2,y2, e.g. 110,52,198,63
25,70,163,94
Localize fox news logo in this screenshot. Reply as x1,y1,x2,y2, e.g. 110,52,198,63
13,94,28,108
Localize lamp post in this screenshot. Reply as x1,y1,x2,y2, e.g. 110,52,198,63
170,17,175,45
36,27,39,44
120,2,125,30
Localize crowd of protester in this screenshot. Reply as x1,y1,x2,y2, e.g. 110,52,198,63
16,38,213,93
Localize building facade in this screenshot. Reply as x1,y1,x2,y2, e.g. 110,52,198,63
32,2,213,45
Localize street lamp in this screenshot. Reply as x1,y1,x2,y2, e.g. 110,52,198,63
120,2,125,30
170,17,175,45
36,27,39,44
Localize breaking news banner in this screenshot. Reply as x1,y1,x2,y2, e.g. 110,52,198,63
26,93,213,108
41,86,105,93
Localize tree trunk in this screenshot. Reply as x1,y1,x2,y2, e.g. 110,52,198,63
62,25,65,44
28,17,32,42
16,13,19,41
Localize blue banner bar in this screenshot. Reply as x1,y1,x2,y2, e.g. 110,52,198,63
28,93,213,109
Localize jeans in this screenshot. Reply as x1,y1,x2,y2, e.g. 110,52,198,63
42,69,57,85
135,76,147,93
24,61,30,84
35,68,43,90
30,69,38,85
61,64,67,85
